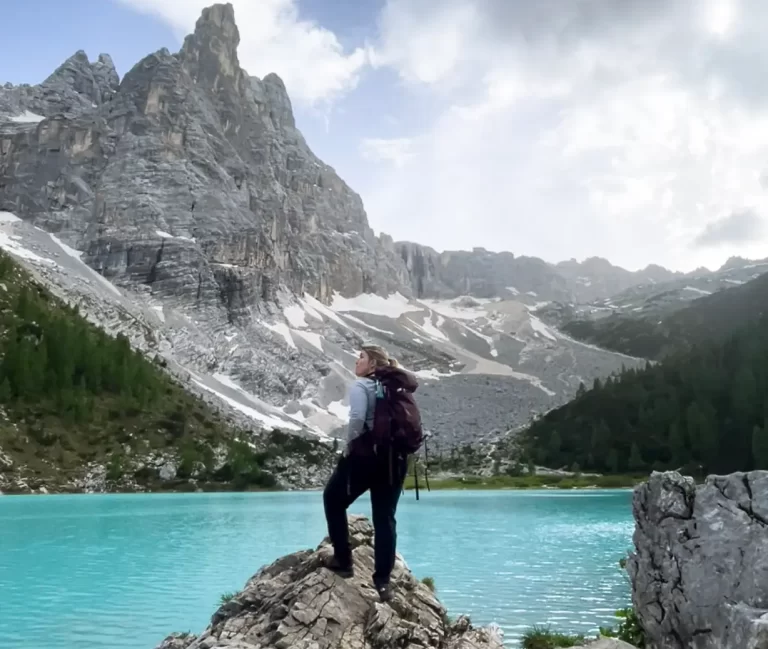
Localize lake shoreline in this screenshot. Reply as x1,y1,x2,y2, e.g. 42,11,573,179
402,473,648,491
0,479,644,496
1,467,649,496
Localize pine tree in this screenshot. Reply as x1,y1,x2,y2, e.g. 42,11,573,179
668,421,686,468
629,442,645,472
752,424,768,469
607,448,619,473
548,430,562,463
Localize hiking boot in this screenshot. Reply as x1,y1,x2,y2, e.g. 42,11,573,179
326,555,354,578
376,583,392,603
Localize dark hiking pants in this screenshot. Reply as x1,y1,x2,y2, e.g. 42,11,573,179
323,451,408,586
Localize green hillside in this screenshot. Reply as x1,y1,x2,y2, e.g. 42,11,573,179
562,272,768,359
519,313,768,476
0,251,331,493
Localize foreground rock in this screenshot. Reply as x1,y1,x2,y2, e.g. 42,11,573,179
155,515,503,649
628,470,768,649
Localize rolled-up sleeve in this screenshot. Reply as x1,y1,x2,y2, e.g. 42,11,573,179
347,382,368,443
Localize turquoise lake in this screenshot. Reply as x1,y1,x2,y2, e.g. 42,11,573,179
0,489,634,648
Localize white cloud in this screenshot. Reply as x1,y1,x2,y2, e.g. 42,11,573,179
360,138,415,168
372,1,482,88
358,0,768,271
694,209,766,247
116,0,368,106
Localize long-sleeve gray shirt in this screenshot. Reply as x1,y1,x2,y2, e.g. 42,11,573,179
347,377,376,443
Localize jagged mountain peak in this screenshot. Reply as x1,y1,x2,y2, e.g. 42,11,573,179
720,255,753,271
254,72,296,130
642,263,672,273
578,256,614,270
97,52,117,67
263,71,288,90
180,2,242,89
43,48,120,105
198,1,237,31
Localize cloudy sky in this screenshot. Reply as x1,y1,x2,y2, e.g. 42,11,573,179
3,0,768,272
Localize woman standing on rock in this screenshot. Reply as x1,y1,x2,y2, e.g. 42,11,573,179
323,343,423,602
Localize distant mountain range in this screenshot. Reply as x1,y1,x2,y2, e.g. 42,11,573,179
395,244,686,304
540,260,768,359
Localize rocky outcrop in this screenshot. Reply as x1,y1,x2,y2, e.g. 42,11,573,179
154,515,504,649
0,50,119,119
627,470,768,649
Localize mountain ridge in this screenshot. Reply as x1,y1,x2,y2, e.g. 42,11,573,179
552,262,768,359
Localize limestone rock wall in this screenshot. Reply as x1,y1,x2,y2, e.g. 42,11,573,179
628,470,768,649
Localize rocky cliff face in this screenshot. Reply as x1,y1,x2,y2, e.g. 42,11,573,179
0,4,406,315
396,242,572,301
155,515,505,649
628,470,768,649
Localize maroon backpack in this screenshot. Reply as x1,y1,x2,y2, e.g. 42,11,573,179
370,366,424,455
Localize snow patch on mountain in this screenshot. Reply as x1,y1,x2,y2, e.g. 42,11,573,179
191,372,308,435
293,329,324,352
260,320,296,349
330,291,422,318
8,111,44,123
528,314,557,341
683,286,712,296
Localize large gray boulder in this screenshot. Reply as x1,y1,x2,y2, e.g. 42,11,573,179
627,470,768,649
154,515,504,649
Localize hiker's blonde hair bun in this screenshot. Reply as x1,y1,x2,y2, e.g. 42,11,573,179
361,344,398,368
